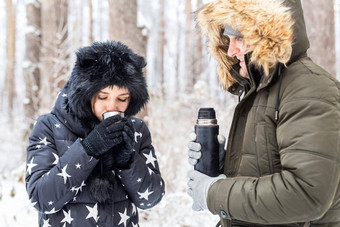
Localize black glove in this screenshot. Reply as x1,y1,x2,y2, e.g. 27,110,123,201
82,115,124,158
114,118,135,169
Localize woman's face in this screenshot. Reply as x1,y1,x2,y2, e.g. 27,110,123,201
91,85,130,121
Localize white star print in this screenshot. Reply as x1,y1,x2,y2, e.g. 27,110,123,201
131,203,136,215
42,218,51,227
86,203,99,222
137,178,142,182
147,167,153,175
143,151,156,167
160,180,163,186
48,201,54,205
70,186,78,193
137,188,154,200
79,181,86,191
55,123,61,128
70,181,85,195
61,209,73,224
134,132,142,142
62,93,67,97
57,165,71,184
118,208,130,227
39,137,51,146
75,163,81,169
52,152,59,165
27,157,37,175
132,223,138,227
36,145,41,149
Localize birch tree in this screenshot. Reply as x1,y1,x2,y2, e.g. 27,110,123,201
4,0,17,120
185,0,193,90
39,0,69,113
303,0,336,77
157,0,165,96
109,0,148,119
23,0,41,137
193,0,203,78
109,0,147,58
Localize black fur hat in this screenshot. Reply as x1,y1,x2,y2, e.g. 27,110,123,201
67,41,149,129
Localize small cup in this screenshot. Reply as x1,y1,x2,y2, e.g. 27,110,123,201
102,111,125,120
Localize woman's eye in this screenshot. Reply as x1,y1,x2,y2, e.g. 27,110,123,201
98,96,107,100
118,99,128,102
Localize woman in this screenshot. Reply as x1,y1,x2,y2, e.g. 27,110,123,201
25,41,165,226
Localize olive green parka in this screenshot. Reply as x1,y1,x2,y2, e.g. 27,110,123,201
197,0,340,226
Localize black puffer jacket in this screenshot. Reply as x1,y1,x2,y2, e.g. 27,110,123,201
25,41,165,226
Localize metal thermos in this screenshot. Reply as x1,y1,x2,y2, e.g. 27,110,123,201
102,111,124,120
194,108,219,177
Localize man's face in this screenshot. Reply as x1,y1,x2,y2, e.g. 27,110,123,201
227,35,249,78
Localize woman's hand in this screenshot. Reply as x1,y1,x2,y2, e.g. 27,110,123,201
114,118,136,169
82,114,124,158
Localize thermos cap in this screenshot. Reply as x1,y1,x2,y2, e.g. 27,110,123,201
198,108,216,119
197,108,217,125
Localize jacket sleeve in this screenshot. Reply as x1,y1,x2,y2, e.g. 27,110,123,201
207,71,340,223
117,119,165,209
25,115,98,214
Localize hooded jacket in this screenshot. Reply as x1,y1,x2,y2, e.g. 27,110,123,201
25,41,165,226
197,0,340,226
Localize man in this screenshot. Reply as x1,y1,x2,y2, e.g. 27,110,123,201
187,0,340,226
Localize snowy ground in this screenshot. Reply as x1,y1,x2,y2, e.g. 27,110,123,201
0,84,236,227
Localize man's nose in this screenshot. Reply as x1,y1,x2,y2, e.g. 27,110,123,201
227,39,239,57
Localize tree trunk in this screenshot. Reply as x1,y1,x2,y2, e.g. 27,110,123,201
23,0,41,138
109,0,147,58
303,0,336,77
39,0,69,113
193,0,203,80
88,0,94,44
109,0,148,121
158,0,165,96
185,0,194,91
4,0,17,120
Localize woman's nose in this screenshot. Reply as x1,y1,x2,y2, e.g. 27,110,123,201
107,102,117,111
227,39,239,57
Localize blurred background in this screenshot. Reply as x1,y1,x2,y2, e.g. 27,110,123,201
0,0,339,226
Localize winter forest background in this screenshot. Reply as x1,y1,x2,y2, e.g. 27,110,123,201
0,0,339,226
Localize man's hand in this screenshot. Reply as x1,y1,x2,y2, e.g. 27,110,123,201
187,170,226,211
187,131,226,171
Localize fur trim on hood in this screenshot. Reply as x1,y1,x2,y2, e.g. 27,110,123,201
66,41,149,130
196,0,295,89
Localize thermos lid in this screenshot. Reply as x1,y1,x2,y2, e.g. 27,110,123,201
198,108,216,119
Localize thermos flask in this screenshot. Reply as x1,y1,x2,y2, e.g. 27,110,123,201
102,110,124,120
194,108,220,177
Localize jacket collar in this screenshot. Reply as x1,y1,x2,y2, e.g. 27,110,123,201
51,85,91,138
